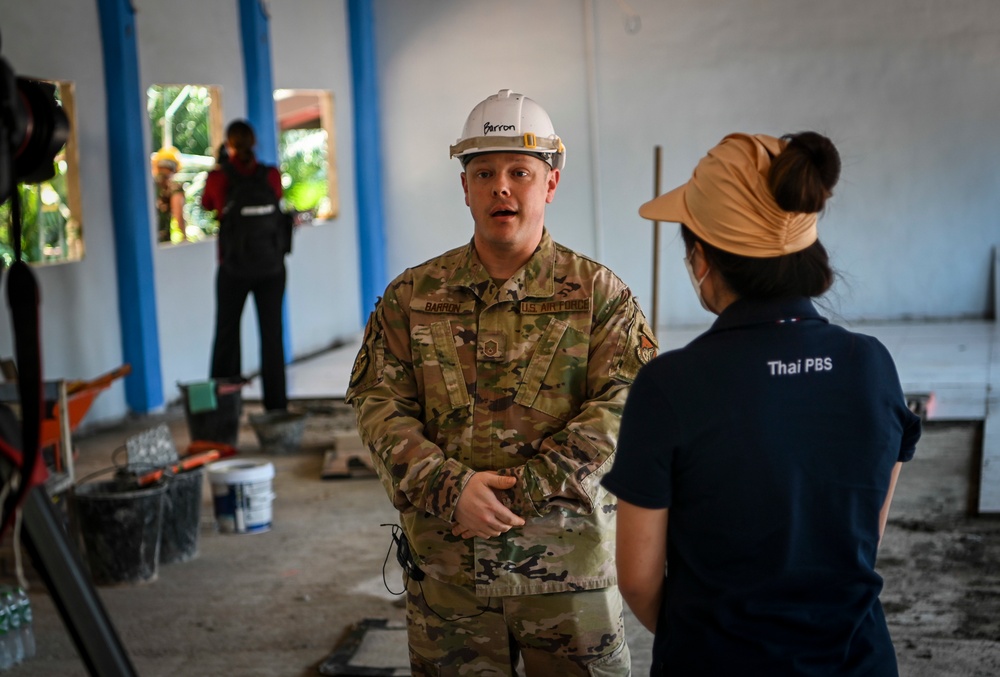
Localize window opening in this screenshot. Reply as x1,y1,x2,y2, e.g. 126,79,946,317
147,84,223,244
274,88,339,224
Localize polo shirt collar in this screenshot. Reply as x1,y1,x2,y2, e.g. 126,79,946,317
709,297,827,333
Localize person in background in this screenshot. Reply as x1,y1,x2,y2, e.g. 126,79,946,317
602,131,922,676
202,119,288,412
346,89,656,676
151,146,185,243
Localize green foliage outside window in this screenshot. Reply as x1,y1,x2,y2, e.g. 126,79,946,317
279,128,331,220
0,160,79,267
0,82,81,266
147,84,218,241
148,85,213,159
0,186,40,266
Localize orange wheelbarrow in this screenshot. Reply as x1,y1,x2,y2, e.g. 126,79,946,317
40,364,132,491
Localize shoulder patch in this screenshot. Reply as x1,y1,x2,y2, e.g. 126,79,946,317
637,330,657,366
609,295,658,382
345,306,385,401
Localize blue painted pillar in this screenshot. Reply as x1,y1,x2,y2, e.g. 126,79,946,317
237,0,278,165
96,0,163,413
237,0,291,360
347,0,388,324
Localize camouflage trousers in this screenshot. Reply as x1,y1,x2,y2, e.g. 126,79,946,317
404,574,631,676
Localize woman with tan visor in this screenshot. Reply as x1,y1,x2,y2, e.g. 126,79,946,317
602,132,922,675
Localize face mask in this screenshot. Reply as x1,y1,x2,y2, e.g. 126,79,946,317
684,255,712,312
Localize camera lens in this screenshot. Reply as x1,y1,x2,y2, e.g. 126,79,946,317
13,77,69,184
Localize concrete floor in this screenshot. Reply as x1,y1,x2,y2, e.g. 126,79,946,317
0,407,996,675
3,402,408,677
1,318,998,676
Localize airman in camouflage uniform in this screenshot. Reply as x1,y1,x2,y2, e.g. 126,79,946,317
346,90,656,676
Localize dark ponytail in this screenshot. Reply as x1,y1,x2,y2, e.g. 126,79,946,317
768,131,841,214
684,131,840,300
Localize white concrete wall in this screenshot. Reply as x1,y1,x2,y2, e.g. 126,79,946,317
137,0,248,403
2,0,998,428
373,0,1000,326
138,0,361,403
374,0,598,276
1,0,128,424
0,0,360,426
270,0,361,350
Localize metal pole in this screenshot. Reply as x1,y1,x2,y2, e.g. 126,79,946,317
651,145,662,337
21,485,139,676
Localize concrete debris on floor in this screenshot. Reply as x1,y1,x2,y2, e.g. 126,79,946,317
321,431,377,480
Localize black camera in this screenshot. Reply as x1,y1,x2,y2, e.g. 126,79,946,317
0,37,69,205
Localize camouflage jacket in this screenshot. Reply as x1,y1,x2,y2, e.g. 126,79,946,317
346,230,656,596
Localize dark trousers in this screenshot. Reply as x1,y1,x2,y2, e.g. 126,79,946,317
210,265,288,411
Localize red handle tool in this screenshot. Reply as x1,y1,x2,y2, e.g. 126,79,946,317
136,449,221,486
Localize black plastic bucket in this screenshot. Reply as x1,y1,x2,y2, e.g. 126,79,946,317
70,479,167,585
179,377,243,447
159,467,205,564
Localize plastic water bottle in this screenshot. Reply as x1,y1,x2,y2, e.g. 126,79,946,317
2,591,21,666
0,597,14,671
15,588,34,661
3,587,24,665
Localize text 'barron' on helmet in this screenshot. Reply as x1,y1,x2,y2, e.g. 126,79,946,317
449,89,566,170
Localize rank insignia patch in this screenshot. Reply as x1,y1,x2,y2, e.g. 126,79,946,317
478,332,507,362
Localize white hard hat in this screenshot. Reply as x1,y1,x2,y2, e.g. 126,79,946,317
449,89,566,170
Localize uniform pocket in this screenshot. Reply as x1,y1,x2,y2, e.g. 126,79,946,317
407,648,442,677
586,638,631,677
513,317,586,422
415,320,471,420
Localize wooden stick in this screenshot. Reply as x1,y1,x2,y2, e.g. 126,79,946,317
651,145,662,337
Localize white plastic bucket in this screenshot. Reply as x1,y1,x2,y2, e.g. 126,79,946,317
207,459,276,534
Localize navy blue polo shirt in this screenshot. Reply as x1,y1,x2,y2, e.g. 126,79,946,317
603,297,921,676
